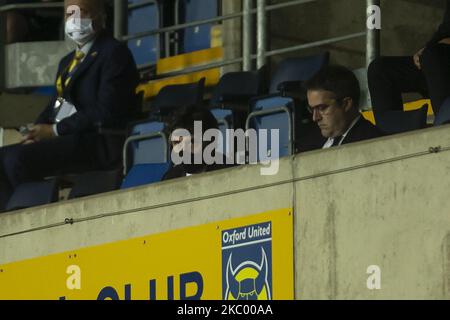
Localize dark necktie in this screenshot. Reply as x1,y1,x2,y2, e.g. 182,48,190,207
331,136,343,147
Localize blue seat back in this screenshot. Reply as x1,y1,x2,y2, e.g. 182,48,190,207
33,86,57,97
129,121,167,165
434,97,450,126
6,180,58,211
211,109,233,155
121,163,171,189
177,0,218,53
128,0,159,66
248,97,294,161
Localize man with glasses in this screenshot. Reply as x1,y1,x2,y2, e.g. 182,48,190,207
298,65,383,151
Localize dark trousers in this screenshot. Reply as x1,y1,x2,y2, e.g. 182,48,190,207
368,43,450,119
0,133,121,211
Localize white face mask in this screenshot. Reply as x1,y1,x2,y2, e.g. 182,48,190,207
65,17,95,46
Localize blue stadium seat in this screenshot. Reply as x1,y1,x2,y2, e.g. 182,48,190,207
211,71,265,160
434,97,450,126
6,179,59,211
122,79,207,189
211,109,233,156
126,121,168,166
247,97,295,161
376,106,428,134
177,0,218,53
127,0,160,66
211,109,233,133
246,53,329,161
33,86,57,97
121,121,169,188
121,163,171,189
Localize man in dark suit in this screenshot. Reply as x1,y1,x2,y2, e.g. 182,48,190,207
297,65,383,152
368,0,450,126
0,0,139,211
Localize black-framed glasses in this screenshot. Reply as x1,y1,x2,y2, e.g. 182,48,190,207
307,97,344,115
307,103,333,115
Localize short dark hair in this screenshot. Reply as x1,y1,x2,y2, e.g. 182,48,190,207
167,105,218,135
304,65,360,109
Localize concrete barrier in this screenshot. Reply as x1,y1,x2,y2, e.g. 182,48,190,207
1,125,450,299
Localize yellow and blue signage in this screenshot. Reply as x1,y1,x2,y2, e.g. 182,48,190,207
222,222,272,300
0,209,294,300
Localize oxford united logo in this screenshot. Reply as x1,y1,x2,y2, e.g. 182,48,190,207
221,222,272,300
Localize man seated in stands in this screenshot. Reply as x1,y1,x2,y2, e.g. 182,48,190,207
368,0,450,123
163,106,232,181
298,65,383,151
0,0,139,211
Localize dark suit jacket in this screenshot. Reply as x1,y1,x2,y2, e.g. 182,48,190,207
162,153,234,181
296,117,384,153
428,0,450,46
36,31,139,135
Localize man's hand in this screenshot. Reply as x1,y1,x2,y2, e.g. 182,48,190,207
413,47,425,70
439,37,450,45
23,124,56,142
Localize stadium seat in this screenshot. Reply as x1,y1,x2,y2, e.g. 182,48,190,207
376,105,429,134
246,53,330,161
121,163,171,189
124,121,168,172
6,179,59,211
269,53,329,94
68,169,123,199
121,122,169,189
211,109,233,157
176,0,219,53
127,0,160,67
152,78,206,116
210,71,266,161
210,71,264,109
434,97,450,126
210,71,265,129
33,86,57,97
121,79,207,189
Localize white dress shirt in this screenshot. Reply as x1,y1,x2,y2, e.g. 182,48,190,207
322,115,361,149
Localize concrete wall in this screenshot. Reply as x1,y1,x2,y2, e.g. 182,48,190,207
1,125,450,299
270,0,446,70
5,41,74,89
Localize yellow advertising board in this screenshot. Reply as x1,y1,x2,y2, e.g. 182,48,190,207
0,209,294,300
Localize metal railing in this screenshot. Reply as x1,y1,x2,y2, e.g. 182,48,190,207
0,0,381,89
117,0,377,74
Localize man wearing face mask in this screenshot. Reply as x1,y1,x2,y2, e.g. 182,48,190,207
0,0,139,211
